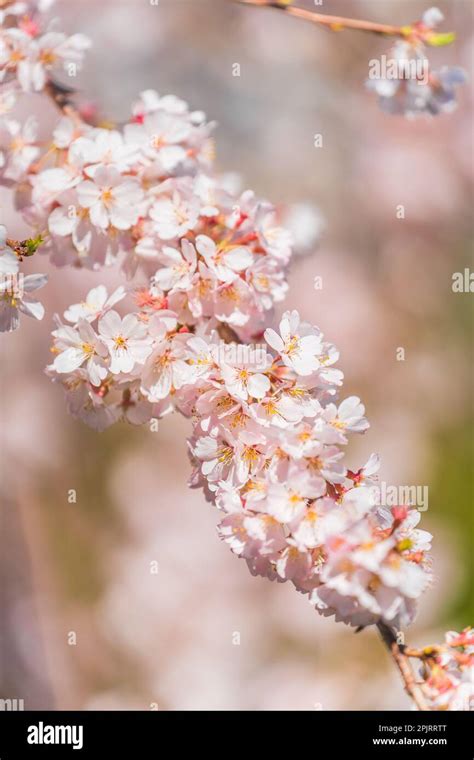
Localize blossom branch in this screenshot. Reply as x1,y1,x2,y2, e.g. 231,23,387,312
0,1,471,713
44,78,77,112
377,622,430,711
230,4,465,118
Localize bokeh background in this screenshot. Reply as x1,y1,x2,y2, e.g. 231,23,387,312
1,0,473,710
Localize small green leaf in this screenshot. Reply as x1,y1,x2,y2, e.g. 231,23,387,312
426,31,456,47
24,233,45,255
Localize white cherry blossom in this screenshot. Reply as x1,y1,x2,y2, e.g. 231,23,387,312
0,272,47,332
52,320,108,386
0,225,18,275
0,115,39,180
98,310,152,374
264,310,323,376
153,239,197,292
63,285,126,324
196,234,254,283
77,167,144,231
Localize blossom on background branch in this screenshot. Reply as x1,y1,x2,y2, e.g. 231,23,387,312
379,624,474,711
0,1,472,711
235,1,466,117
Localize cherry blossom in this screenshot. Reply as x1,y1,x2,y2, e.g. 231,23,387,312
0,115,38,180
0,271,47,331
153,239,197,292
366,8,467,117
264,310,323,375
51,320,108,386
0,224,19,275
97,310,152,374
150,193,200,241
195,234,254,283
220,359,271,401
76,167,144,232
63,284,125,324
0,23,90,93
140,333,191,402
399,627,474,711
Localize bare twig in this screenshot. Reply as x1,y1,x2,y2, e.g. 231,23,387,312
377,622,430,711
233,0,403,38
44,79,77,112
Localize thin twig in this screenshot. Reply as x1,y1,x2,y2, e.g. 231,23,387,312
377,622,430,711
44,79,77,112
233,0,403,38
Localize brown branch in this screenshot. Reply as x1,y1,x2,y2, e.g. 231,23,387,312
44,79,77,112
234,0,403,38
377,622,430,711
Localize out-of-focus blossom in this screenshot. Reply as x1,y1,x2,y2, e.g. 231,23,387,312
0,115,38,180
0,21,90,93
0,270,47,331
0,224,19,275
282,202,325,258
411,628,474,710
366,8,466,117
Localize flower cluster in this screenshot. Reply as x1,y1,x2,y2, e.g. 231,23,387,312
367,8,466,117
0,3,466,339
415,628,474,711
188,311,433,629
0,0,89,92
47,285,170,429
29,98,291,336
48,302,433,629
1,3,293,337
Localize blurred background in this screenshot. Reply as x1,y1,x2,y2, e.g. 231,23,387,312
1,0,473,710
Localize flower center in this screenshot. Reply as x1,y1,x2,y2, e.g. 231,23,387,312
101,188,114,205
81,342,95,357
40,49,57,65
114,335,127,350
